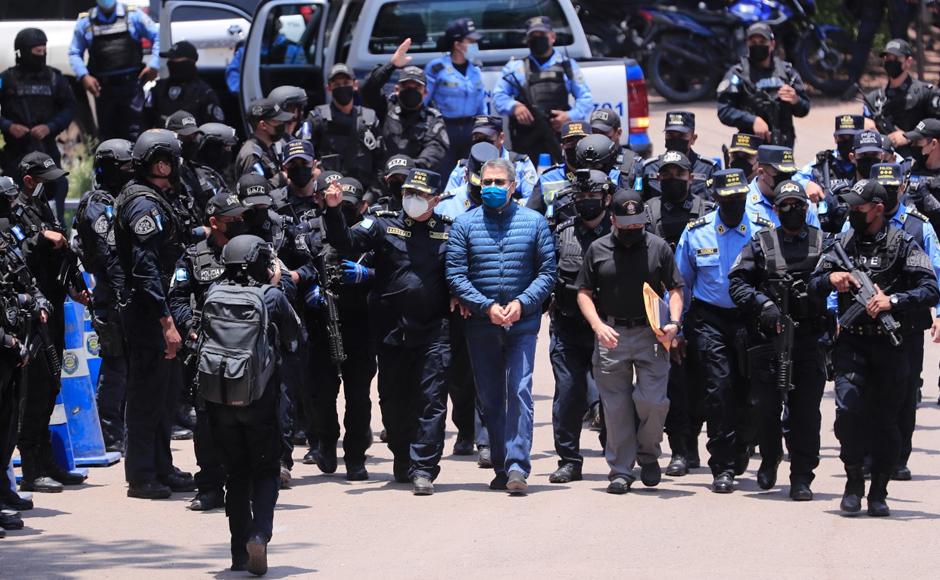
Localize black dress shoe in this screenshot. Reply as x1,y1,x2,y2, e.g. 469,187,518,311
477,446,492,469
46,466,87,486
640,461,662,487
231,560,248,572
548,463,582,484
161,472,196,493
0,491,33,511
712,473,734,494
291,430,308,446
606,476,632,495
891,465,912,481
188,489,225,511
757,457,781,490
789,481,813,501
506,471,527,495
345,463,369,481
302,448,320,465
316,444,338,474
489,472,508,490
19,476,63,493
453,437,475,456
0,509,24,530
412,476,434,496
128,481,172,500
171,425,193,440
246,534,268,576
665,455,688,477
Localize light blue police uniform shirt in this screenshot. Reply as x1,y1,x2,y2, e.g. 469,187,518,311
746,178,820,228
69,3,160,78
424,54,486,119
492,51,593,121
444,147,538,199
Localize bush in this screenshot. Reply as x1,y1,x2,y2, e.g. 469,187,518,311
65,136,97,200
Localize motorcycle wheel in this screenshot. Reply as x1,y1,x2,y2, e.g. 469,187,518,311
646,33,720,103
793,27,855,95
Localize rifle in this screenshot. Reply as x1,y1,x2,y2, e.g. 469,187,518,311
765,275,797,402
747,85,784,146
852,83,896,135
320,255,347,374
830,240,903,347
26,312,61,376
502,71,563,164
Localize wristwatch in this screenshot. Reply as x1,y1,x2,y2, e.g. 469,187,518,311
890,295,899,307
668,319,682,331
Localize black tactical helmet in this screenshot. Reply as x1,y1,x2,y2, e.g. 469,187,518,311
95,139,134,164
197,123,239,147
95,139,134,190
222,234,275,283
573,169,614,195
0,176,19,198
267,85,308,111
14,28,47,53
132,129,182,170
575,134,617,172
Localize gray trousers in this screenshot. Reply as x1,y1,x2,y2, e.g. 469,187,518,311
593,325,670,480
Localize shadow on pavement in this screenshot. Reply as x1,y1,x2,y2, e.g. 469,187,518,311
823,509,940,521
212,565,317,578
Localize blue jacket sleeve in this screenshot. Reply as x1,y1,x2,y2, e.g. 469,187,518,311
423,60,440,107
492,60,521,117
565,59,593,122
132,11,161,70
226,46,243,94
515,214,556,316
69,20,90,78
675,228,696,314
445,216,495,315
474,66,487,115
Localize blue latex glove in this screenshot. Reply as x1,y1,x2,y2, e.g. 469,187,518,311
341,259,371,285
304,285,324,309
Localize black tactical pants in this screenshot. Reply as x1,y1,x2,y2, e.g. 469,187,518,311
0,365,21,493
897,331,924,468
124,347,180,484
93,307,127,449
447,315,477,442
17,306,64,477
548,315,595,468
96,77,144,142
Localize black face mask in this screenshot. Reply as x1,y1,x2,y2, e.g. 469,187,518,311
848,209,871,232
884,60,904,79
287,165,313,189
18,51,46,72
770,170,794,191
197,142,231,171
270,123,287,141
884,186,900,213
748,44,771,66
855,157,878,180
836,140,853,160
242,208,268,230
332,85,355,107
911,145,929,169
386,180,404,200
778,206,806,231
660,178,689,203
181,140,199,162
341,204,361,225
167,59,197,83
0,197,12,216
399,87,423,110
221,220,249,239
664,137,690,155
615,227,645,246
528,35,551,58
729,156,754,178
718,198,747,226
468,183,482,206
96,164,132,192
575,198,605,221
564,147,578,168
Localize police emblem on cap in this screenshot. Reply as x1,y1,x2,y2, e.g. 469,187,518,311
388,157,407,168
782,150,794,164
341,183,356,193
169,86,181,100
916,121,926,131
251,105,264,117
887,40,900,50
667,113,684,125
723,172,743,187
877,166,895,179
182,116,196,127
43,159,53,168
412,170,429,184
779,182,800,194
246,185,266,196
735,135,751,146
839,115,855,128
861,132,878,144
527,16,541,26
851,180,867,195
663,151,683,164
593,110,609,121
325,173,341,183
622,200,641,215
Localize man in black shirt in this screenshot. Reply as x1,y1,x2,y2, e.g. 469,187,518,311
576,189,684,494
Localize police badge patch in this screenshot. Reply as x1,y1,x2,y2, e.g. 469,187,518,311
169,86,182,100
133,215,157,236
93,214,109,235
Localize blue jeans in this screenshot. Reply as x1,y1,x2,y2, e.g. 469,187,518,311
465,322,538,477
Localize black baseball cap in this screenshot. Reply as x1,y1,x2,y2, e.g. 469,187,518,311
467,142,500,187
841,179,888,207
247,97,293,122
206,190,247,218
834,114,864,136
757,145,798,172
773,180,807,204
525,16,553,36
384,155,414,178
905,118,940,142
728,133,763,155
590,108,621,133
18,152,68,181
236,174,274,207
871,163,902,187
610,188,646,225
445,18,481,43
328,63,354,81
159,40,198,61
664,111,694,133
403,168,441,195
399,66,426,86
315,171,343,192
339,177,365,204
472,115,503,138
659,150,691,172
283,139,314,164
747,22,774,41
165,110,199,136
562,121,589,141
881,38,913,58
711,169,750,197
853,130,887,154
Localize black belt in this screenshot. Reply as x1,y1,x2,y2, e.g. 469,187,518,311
445,116,475,124
691,298,737,315
96,72,139,85
601,315,648,328
843,324,887,337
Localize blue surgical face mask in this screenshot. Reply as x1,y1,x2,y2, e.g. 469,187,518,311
481,185,508,209
97,0,117,11
464,42,480,63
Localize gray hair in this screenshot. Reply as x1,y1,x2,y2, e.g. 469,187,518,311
480,158,516,183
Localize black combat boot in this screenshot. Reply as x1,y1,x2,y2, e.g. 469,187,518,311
840,464,865,514
665,435,689,477
867,473,890,517
18,448,62,493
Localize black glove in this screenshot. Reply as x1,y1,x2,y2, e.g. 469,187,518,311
759,301,781,335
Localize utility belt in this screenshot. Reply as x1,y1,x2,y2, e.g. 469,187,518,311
842,324,890,338
96,71,139,86
600,314,648,329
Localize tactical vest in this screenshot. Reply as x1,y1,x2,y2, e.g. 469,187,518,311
188,240,225,288
839,228,904,295
901,208,928,248
0,218,37,292
1,67,57,126
114,182,182,290
647,195,711,248
756,227,824,277
524,58,572,112
553,221,588,320
73,189,116,270
87,7,143,75
383,106,435,159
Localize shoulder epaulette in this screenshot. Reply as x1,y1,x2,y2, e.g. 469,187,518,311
79,11,88,18
431,62,445,75
556,216,577,231
373,209,399,218
754,216,774,228
908,208,930,222
697,156,718,167
437,214,453,224
438,191,456,200
545,163,565,172
688,216,708,229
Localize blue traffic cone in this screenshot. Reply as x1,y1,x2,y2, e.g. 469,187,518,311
49,392,89,480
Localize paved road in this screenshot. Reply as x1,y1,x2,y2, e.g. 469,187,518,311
5,99,940,579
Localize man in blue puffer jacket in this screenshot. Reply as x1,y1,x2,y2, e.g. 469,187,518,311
446,157,556,494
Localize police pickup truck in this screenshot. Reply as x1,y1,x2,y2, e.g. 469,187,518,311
159,0,651,154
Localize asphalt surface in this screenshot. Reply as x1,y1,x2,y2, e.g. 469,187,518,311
4,98,940,579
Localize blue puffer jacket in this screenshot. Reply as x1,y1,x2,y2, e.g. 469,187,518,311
446,202,556,330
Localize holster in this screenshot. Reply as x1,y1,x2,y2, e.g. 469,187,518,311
92,310,125,358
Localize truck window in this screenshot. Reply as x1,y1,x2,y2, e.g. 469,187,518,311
334,0,364,65
257,3,325,106
368,0,573,55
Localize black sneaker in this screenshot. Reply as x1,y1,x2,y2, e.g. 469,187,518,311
548,463,582,484
891,465,912,481
302,448,319,465
128,480,172,500
606,476,631,495
412,476,434,496
316,443,338,474
0,509,24,530
19,476,63,494
640,461,662,487
489,472,508,490
453,436,475,456
345,463,369,481
188,489,225,511
0,491,33,511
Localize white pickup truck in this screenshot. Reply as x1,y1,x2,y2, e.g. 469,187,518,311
158,0,652,154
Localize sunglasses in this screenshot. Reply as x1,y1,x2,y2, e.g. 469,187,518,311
481,178,508,186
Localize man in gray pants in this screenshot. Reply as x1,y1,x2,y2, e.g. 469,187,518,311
576,188,684,494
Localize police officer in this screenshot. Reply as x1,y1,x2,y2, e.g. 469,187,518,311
271,139,319,223
445,115,538,200
164,110,212,223
145,41,224,130
72,139,132,454
645,151,714,476
372,155,415,213
437,141,499,220
526,122,589,221
717,22,810,147
493,16,594,164
810,179,939,517
675,168,774,493
589,107,643,192
168,191,248,512
747,145,821,228
236,98,294,189
362,44,449,171
795,115,865,233
729,180,828,500
205,234,301,575
322,168,452,495
224,16,307,94
724,133,764,183
303,63,383,193
0,28,77,226
641,112,718,200
546,169,613,484
114,129,194,499
864,39,940,156
12,153,90,493
905,119,940,226
268,85,308,139
193,122,240,190
69,0,160,140
425,18,486,177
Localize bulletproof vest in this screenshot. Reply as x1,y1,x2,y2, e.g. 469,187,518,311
554,221,587,320
524,58,571,112
738,57,797,145
87,7,143,75
152,81,206,125
114,181,182,287
237,137,280,179
756,226,823,278
1,67,57,125
877,78,935,132
188,240,225,288
312,104,380,181
193,164,228,199
383,106,434,160
0,218,36,292
647,195,710,248
74,189,116,269
841,228,905,292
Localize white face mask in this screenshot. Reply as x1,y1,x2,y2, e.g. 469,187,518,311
402,194,430,219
